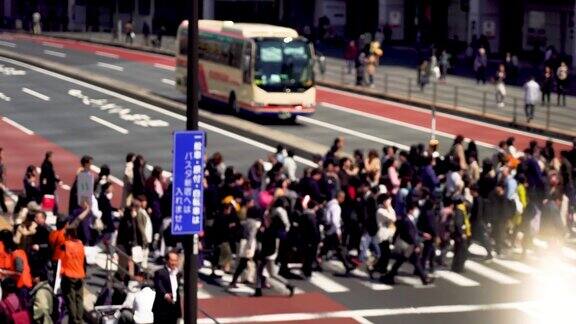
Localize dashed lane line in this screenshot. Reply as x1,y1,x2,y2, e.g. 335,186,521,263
0,56,317,168
153,63,175,71
22,87,51,101
162,78,176,86
90,115,129,135
95,51,120,59
96,62,124,71
43,49,67,58
0,40,16,48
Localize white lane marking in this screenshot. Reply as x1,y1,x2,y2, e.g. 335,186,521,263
320,101,496,149
90,115,129,135
0,40,16,48
320,86,572,147
307,272,349,293
395,276,435,288
0,92,11,102
22,87,51,101
90,165,124,187
96,62,124,71
465,260,520,284
491,258,538,275
435,270,480,287
42,42,64,49
197,300,549,324
532,239,576,261
353,316,375,324
299,116,410,151
154,63,175,71
162,78,176,86
1,117,34,135
199,122,317,167
562,246,576,261
198,266,255,295
43,50,67,58
197,287,212,299
0,57,317,167
324,260,394,291
95,51,119,59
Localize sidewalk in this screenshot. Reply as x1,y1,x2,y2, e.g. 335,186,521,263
43,31,576,139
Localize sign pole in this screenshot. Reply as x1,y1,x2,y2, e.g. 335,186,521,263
185,0,199,323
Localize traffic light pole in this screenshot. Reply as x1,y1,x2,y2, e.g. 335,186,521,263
185,0,199,323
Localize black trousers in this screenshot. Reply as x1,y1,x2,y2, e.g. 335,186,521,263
375,240,391,273
525,104,535,119
420,240,436,273
301,242,319,277
451,237,468,273
231,257,250,284
387,251,427,283
320,233,351,271
0,186,7,213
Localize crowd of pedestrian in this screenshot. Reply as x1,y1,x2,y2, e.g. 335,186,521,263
1,132,575,322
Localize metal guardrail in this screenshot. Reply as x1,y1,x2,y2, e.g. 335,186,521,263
317,62,573,135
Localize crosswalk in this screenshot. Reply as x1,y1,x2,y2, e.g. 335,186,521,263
86,241,576,301
193,242,576,299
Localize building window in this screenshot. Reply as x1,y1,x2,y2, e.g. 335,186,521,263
119,0,134,14
139,0,151,16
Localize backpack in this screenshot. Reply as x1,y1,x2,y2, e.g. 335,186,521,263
34,285,65,323
0,294,31,324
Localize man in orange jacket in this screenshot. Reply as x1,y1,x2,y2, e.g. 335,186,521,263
60,226,86,324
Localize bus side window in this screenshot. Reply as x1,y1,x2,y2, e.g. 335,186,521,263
242,41,253,83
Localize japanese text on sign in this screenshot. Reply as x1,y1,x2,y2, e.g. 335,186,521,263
172,131,205,235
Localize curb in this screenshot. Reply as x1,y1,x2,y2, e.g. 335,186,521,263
0,48,327,162
41,33,575,141
317,80,576,141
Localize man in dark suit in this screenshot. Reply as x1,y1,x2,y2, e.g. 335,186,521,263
153,250,182,324
381,202,433,285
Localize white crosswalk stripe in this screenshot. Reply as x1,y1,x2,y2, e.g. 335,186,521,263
324,261,394,291
198,267,255,295
394,276,435,288
491,258,539,275
434,270,480,287
465,261,520,285
307,272,350,293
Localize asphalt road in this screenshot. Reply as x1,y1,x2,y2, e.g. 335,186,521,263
0,32,539,161
0,56,307,180
2,34,576,324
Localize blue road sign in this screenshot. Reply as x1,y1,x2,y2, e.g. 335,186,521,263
172,131,205,235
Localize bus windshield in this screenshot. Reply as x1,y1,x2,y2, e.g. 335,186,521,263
254,38,314,92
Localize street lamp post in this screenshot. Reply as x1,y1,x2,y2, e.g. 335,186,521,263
185,0,199,323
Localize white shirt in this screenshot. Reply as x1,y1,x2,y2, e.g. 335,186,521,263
283,157,297,181
376,206,396,242
133,287,156,323
325,199,342,236
524,80,541,104
169,268,178,302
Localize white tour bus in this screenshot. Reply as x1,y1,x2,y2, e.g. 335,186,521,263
176,20,319,120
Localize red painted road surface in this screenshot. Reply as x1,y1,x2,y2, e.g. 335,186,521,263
0,117,361,323
199,292,358,323
0,116,122,214
6,34,572,153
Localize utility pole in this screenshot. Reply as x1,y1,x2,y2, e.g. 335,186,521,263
185,0,199,323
